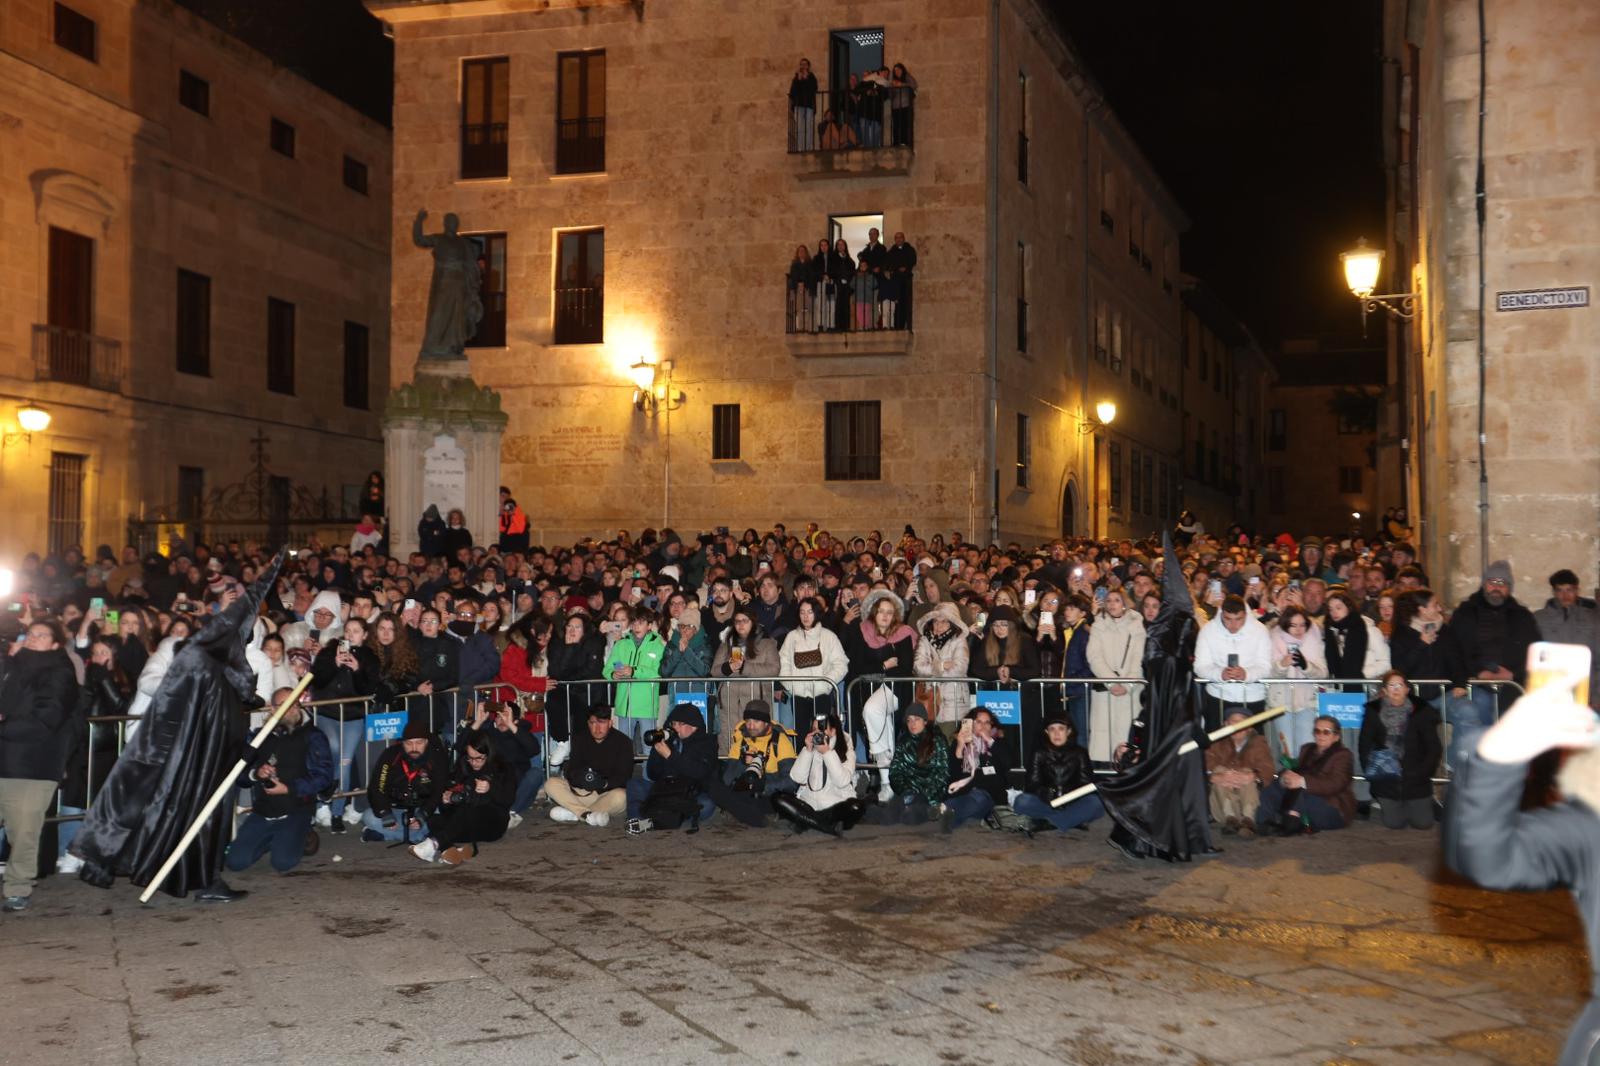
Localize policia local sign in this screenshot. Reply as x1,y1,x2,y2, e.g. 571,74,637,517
1495,286,1590,312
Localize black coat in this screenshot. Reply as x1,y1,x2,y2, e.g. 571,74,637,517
1389,623,1468,690
645,728,717,786
367,741,450,817
0,646,79,782
1026,741,1094,802
65,662,129,807
1443,591,1542,686
567,727,636,792
310,642,380,713
1358,696,1442,801
440,526,473,560
948,733,1015,807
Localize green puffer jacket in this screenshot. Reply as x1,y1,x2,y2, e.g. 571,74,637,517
604,631,666,719
889,728,951,801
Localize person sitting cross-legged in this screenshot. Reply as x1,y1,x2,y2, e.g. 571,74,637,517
226,687,336,875
411,731,515,865
546,703,634,827
1204,708,1278,837
941,707,1015,832
886,701,950,825
362,719,449,843
1012,714,1104,833
626,703,718,835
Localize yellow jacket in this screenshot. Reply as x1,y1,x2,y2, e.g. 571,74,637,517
726,723,799,773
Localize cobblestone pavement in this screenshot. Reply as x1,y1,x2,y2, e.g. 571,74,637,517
0,815,1584,1066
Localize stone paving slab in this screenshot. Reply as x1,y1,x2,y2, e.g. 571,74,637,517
0,816,1588,1066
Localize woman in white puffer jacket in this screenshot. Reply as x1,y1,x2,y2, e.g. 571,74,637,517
913,602,971,733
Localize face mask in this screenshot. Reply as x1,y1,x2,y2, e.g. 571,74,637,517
447,620,475,637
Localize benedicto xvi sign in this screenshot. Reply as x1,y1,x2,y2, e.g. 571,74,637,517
1495,286,1590,312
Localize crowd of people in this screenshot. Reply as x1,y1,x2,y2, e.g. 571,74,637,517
0,484,1595,912
788,57,918,152
786,229,917,333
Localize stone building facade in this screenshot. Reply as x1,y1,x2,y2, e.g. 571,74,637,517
1382,0,1599,600
371,0,1185,547
0,0,390,560
1265,341,1384,539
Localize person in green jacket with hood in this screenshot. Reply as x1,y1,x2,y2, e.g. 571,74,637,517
605,605,667,745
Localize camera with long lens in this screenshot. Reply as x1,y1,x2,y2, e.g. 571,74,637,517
733,742,767,792
643,728,668,747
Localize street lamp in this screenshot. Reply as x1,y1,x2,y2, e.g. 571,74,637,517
3,403,50,449
629,357,682,415
1341,238,1414,323
1078,400,1117,434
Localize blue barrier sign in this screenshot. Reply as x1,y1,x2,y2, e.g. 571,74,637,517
975,689,1022,725
366,711,409,743
672,688,711,722
1316,692,1366,729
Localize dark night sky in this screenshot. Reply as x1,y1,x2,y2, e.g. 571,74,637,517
1054,4,1387,350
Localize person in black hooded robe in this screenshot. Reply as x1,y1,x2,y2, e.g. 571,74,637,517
1097,537,1219,861
71,554,281,901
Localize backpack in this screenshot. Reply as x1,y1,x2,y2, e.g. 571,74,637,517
640,776,702,831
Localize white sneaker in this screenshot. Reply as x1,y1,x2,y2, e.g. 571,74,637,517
584,811,610,828
410,838,439,863
56,853,84,875
626,818,653,836
548,740,571,774
506,812,523,830
314,804,333,828
549,807,580,823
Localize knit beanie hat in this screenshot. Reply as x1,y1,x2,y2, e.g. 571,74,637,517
741,698,772,723
1483,560,1514,593
401,720,432,742
903,701,929,723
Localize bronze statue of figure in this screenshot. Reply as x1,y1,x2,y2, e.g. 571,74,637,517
413,209,483,359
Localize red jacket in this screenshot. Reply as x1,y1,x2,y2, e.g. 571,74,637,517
492,642,548,731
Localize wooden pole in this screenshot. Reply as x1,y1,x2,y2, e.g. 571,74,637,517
1049,705,1288,808
139,674,316,904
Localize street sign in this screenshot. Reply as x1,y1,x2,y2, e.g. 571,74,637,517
1495,287,1589,312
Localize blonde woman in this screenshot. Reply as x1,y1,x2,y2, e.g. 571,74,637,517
1086,589,1145,764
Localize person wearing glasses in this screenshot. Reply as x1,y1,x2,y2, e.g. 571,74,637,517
1358,671,1442,830
410,731,514,866
1253,714,1355,835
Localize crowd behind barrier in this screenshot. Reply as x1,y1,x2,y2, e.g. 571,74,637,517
0,494,1592,906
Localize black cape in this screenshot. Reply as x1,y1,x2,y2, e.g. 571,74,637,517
72,556,280,897
1098,536,1213,860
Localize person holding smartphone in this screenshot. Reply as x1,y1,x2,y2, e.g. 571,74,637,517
309,616,380,833
942,708,1014,832
1193,595,1273,731
842,590,919,803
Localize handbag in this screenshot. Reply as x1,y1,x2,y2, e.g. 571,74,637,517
913,682,941,719
792,648,823,670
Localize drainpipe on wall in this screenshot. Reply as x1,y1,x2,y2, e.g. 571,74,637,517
985,0,1001,546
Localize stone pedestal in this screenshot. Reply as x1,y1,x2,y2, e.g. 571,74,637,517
383,361,508,557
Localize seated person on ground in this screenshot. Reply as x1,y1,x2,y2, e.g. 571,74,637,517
547,703,634,827
1204,708,1278,836
723,698,799,796
943,707,1015,832
226,687,335,875
363,719,450,843
886,701,950,824
1359,670,1443,830
1013,714,1103,833
626,703,718,835
468,699,543,825
410,731,515,865
1255,714,1356,835
771,711,865,836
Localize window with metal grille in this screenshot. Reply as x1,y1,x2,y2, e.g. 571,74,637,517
179,69,209,115
1016,413,1030,488
824,401,881,481
1339,466,1363,494
467,232,507,347
557,51,606,174
54,3,96,61
266,297,295,394
48,452,87,557
554,228,603,344
711,404,741,460
176,268,210,376
1016,241,1028,353
343,321,369,410
1109,441,1122,510
462,57,510,179
343,155,368,194
270,117,295,157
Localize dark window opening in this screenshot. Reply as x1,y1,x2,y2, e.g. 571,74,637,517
1143,454,1155,515
1129,447,1142,514
178,466,206,523
1339,466,1363,494
554,228,603,345
179,69,210,116
557,50,606,174
1016,412,1031,489
343,155,368,194
53,3,97,61
466,232,507,348
824,400,881,481
1108,441,1122,510
711,404,741,460
45,226,95,385
1017,71,1029,185
462,57,510,179
1267,408,1287,451
176,268,210,376
1015,241,1028,353
343,321,369,410
270,117,296,157
266,297,295,395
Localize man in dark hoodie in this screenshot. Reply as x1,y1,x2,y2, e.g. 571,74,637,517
1443,560,1542,725
626,703,717,835
226,687,335,875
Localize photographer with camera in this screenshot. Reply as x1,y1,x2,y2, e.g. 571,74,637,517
770,711,865,836
546,703,634,826
225,686,335,875
721,699,799,796
465,700,543,827
362,719,449,843
625,703,717,835
410,731,514,865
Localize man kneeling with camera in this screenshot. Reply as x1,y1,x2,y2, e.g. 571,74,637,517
410,731,515,865
362,720,448,843
226,687,335,875
723,699,798,796
546,703,634,827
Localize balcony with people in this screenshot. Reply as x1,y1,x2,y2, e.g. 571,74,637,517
786,56,916,180
783,229,916,357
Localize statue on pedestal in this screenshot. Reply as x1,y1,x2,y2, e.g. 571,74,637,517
413,209,483,360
